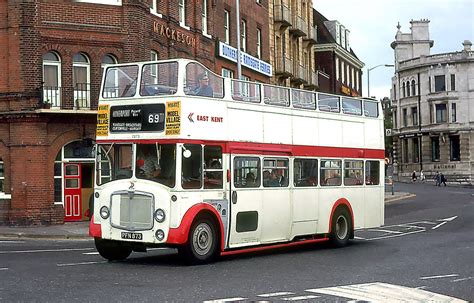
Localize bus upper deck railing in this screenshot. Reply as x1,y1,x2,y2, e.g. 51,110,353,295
101,59,380,118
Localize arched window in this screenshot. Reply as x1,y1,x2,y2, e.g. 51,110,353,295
406,81,411,97
101,54,118,98
101,54,117,67
73,53,90,109
42,51,62,107
411,80,416,96
402,82,406,98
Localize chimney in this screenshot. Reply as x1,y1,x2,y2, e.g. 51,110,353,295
463,40,472,51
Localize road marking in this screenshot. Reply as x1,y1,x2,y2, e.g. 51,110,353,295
281,295,319,301
0,268,8,271
420,274,460,280
366,229,425,241
306,282,467,302
0,241,25,244
353,236,365,240
370,229,403,234
258,292,294,297
0,248,94,254
432,216,458,230
203,297,247,302
82,252,100,255
452,277,473,283
57,261,107,267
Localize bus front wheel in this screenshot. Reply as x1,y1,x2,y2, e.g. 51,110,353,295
329,207,352,248
95,238,132,261
180,216,219,265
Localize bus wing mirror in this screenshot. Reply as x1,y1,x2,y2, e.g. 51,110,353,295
182,146,192,158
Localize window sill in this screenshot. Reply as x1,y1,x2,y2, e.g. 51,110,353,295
180,23,190,31
0,193,11,199
150,9,162,18
203,32,212,39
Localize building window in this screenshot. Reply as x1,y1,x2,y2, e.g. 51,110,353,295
42,51,62,107
0,159,4,194
256,28,262,59
431,137,440,162
406,81,410,97
341,61,345,83
450,74,456,91
393,109,397,128
435,104,447,123
412,138,419,163
450,136,460,161
411,80,416,95
402,82,406,98
411,106,418,126
73,53,90,109
393,84,396,100
402,108,408,127
241,19,247,52
451,103,457,122
201,0,208,35
150,51,159,84
402,139,408,163
179,0,186,27
150,0,161,16
224,10,230,44
335,57,339,80
434,75,446,92
222,68,234,78
356,70,359,91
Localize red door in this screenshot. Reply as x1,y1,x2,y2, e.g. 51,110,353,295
64,163,82,221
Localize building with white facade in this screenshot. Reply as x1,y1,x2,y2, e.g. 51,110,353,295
390,19,474,184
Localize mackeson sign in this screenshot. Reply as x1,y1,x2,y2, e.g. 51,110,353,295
153,22,196,47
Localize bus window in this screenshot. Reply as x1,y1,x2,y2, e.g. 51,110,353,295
364,100,379,117
234,157,260,188
140,62,178,96
294,158,318,187
182,144,202,189
136,143,176,188
318,93,340,113
96,144,133,185
342,97,362,115
102,65,139,98
320,159,342,186
263,158,289,187
365,160,380,185
204,146,223,189
184,62,224,98
344,160,364,186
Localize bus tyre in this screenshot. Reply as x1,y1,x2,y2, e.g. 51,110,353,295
330,207,352,248
180,217,219,265
95,238,132,261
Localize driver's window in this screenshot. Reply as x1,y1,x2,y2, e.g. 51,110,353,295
182,144,202,189
136,143,176,188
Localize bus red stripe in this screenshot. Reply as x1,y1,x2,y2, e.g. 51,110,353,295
96,139,385,159
221,238,329,257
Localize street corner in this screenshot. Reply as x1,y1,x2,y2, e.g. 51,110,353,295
385,192,416,204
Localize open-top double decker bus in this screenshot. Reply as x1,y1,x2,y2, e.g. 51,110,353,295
90,59,385,264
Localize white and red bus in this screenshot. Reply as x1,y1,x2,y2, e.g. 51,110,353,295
90,59,384,264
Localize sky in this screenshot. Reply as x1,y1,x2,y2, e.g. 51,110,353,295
313,0,474,100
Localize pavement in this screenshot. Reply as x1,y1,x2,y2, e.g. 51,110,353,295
0,191,415,240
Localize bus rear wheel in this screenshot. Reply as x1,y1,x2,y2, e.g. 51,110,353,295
180,217,219,265
95,238,132,261
329,207,352,248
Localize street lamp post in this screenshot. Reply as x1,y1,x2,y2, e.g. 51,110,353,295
235,0,242,80
367,64,394,98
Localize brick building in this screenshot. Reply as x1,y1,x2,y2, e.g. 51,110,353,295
313,9,363,96
0,0,271,225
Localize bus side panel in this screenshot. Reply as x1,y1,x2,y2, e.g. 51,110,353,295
291,188,318,238
364,186,384,228
293,115,318,146
342,187,364,229
316,189,347,234
227,107,263,143
343,121,364,149
318,118,343,148
263,111,292,144
365,119,384,150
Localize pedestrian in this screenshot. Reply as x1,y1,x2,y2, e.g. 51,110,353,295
412,170,417,182
435,171,441,186
420,170,425,182
440,173,447,186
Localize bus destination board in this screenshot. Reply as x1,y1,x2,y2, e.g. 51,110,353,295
110,104,165,132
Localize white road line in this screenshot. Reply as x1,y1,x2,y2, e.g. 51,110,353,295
0,268,8,271
370,229,403,234
82,252,100,255
452,277,473,283
353,236,365,240
258,292,294,297
0,241,25,244
57,261,107,267
420,274,460,280
306,282,467,302
366,229,425,241
432,221,448,230
203,297,247,303
0,248,94,254
281,295,319,301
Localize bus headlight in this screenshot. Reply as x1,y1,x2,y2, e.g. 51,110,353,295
100,206,110,219
155,229,165,241
154,209,166,223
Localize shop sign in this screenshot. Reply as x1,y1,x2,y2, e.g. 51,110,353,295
218,42,272,77
341,85,351,95
153,22,196,47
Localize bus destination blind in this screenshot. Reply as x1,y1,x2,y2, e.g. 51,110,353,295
110,104,165,132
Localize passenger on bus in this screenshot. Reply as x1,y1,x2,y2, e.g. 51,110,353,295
245,172,256,187
136,144,161,179
192,73,213,97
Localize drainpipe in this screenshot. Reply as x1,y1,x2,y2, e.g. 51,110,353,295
418,72,423,171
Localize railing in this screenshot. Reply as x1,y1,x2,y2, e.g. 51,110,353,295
42,86,62,108
275,57,293,76
304,25,317,43
290,15,307,36
74,83,91,109
273,3,291,26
